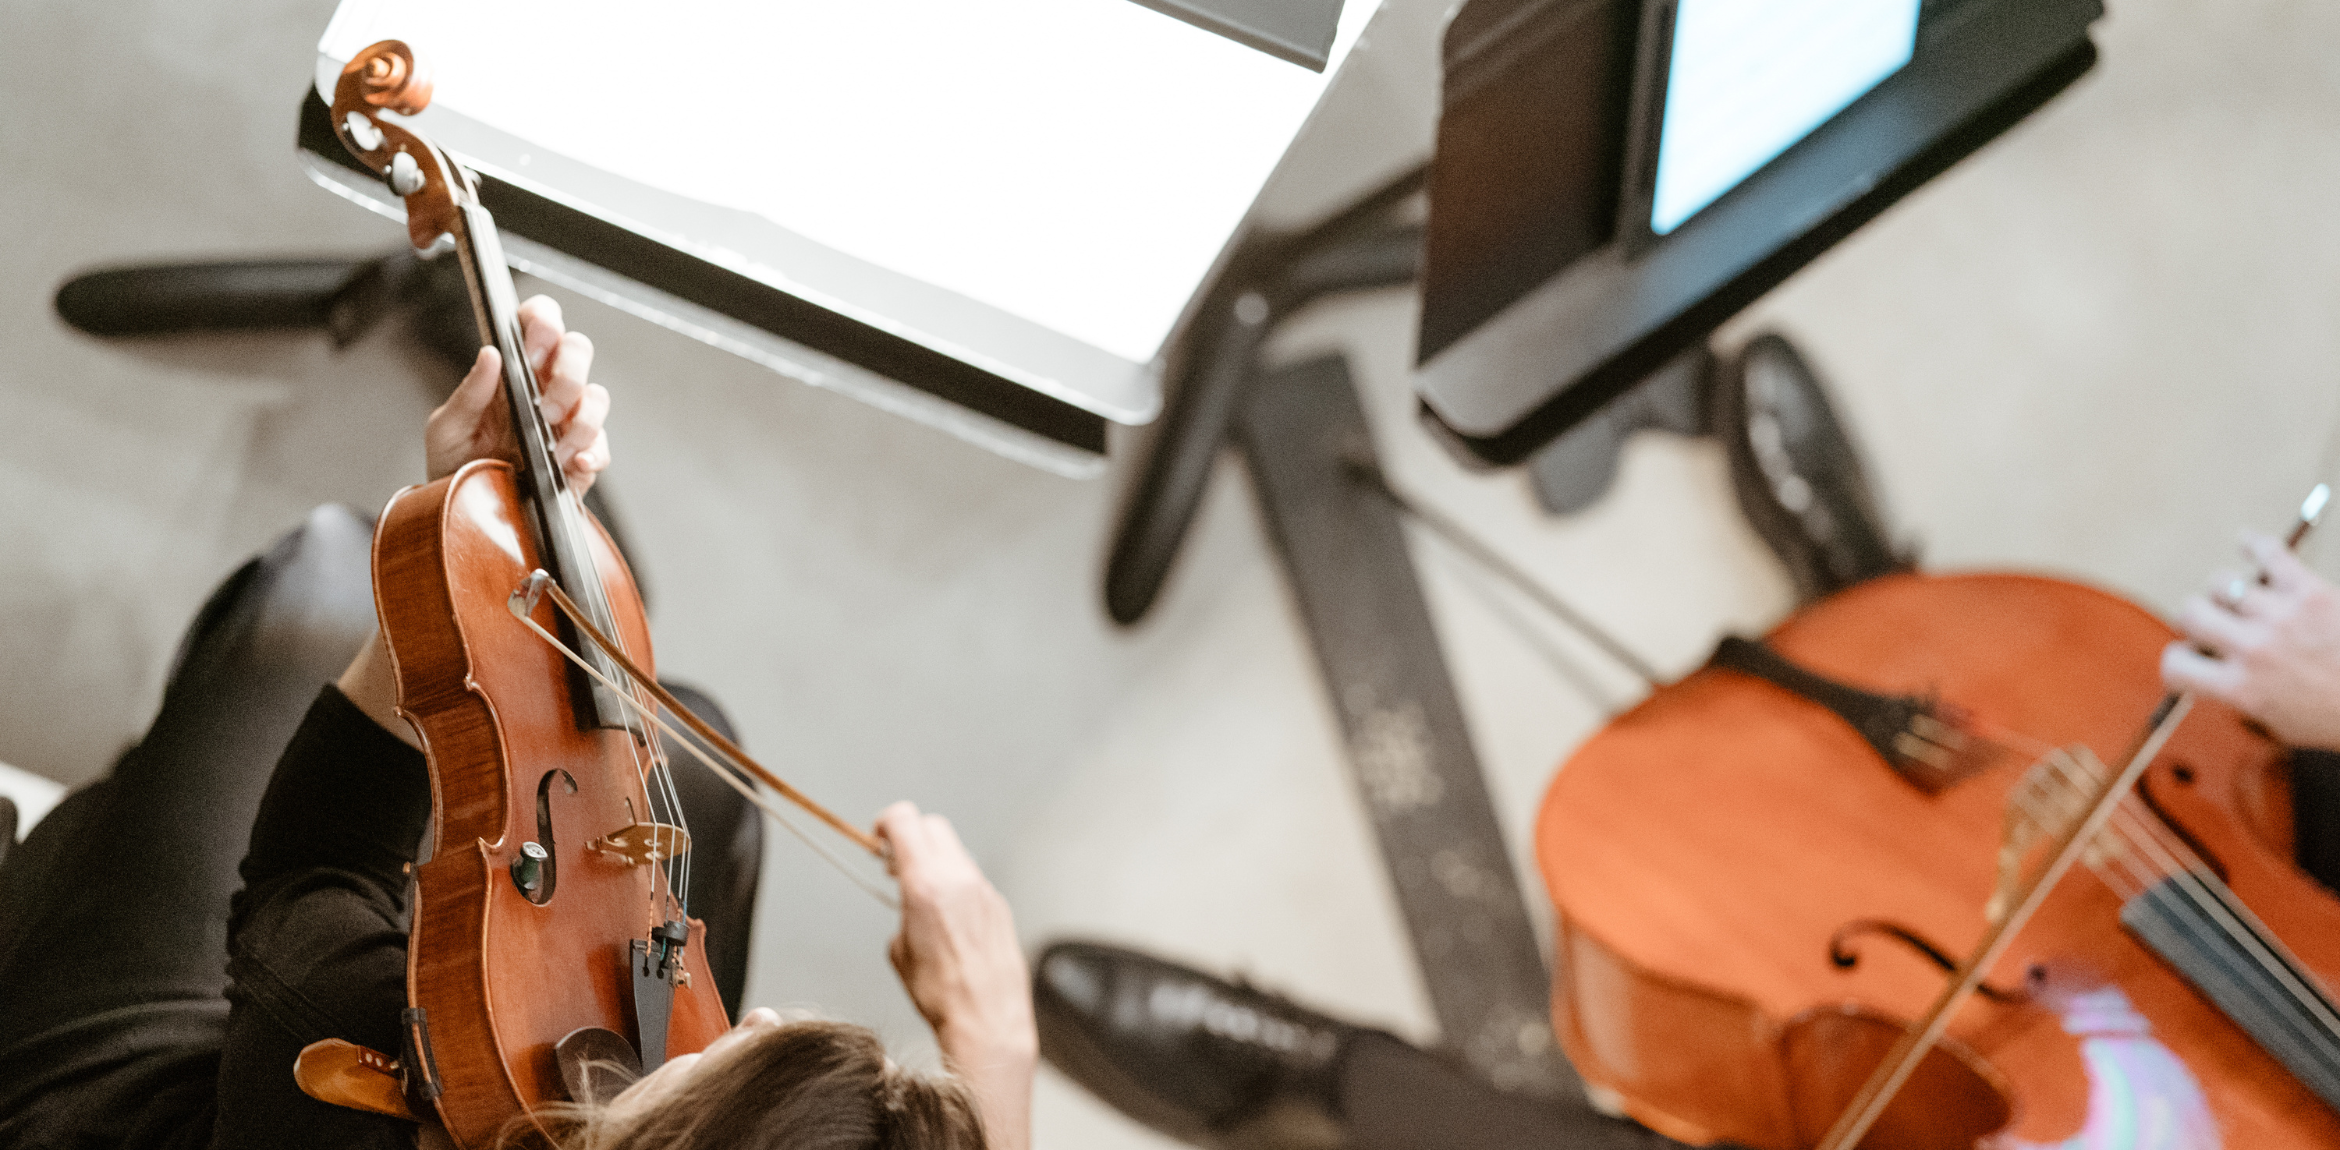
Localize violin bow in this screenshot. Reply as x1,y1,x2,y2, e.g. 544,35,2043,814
506,571,891,863
1815,482,2330,1150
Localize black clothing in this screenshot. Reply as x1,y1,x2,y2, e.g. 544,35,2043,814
217,687,429,1150
1338,1032,1684,1150
1033,939,1685,1150
2291,748,2340,895
0,505,382,1150
0,507,762,1149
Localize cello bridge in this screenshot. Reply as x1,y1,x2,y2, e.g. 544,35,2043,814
1989,745,2119,922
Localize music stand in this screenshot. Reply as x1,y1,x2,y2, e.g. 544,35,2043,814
1417,0,2104,465
294,0,1370,475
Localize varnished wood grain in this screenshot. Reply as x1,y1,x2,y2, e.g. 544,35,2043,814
380,462,729,1149
1538,572,2340,1148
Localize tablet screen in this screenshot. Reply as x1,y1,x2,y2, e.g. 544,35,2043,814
1650,0,1920,235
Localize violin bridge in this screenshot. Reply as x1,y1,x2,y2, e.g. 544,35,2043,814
589,822,692,867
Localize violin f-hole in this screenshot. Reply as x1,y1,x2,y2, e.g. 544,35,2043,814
512,769,577,905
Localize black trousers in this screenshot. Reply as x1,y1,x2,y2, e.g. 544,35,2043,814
0,506,763,1147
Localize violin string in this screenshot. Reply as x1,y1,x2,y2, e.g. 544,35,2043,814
553,482,694,919
478,203,692,924
666,725,901,912
509,605,899,911
2032,750,2340,1043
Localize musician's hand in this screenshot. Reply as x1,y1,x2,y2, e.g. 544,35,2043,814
877,801,1036,1150
2164,532,2340,750
425,295,610,495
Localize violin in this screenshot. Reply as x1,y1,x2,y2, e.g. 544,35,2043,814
330,42,730,1147
1538,563,2340,1147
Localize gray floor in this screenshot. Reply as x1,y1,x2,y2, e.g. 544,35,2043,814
5,2,2340,1148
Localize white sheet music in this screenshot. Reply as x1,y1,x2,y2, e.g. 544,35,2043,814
1651,0,1921,235
319,0,1372,363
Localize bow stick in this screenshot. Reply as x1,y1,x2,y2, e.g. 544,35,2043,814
508,570,886,859
1816,482,2330,1150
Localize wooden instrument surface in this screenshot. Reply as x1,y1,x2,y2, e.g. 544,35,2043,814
324,39,739,1145
382,463,728,1146
1538,572,2340,1148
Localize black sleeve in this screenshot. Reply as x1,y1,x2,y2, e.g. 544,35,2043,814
230,685,431,937
2291,748,2340,895
216,875,416,1150
212,686,430,1149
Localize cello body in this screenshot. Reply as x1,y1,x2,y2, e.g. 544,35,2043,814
377,461,729,1147
1538,572,2340,1148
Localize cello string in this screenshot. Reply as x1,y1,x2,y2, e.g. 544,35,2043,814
2102,802,2340,1046
2105,805,2340,1040
1819,693,2196,1150
1995,724,2340,1043
2032,751,2340,1042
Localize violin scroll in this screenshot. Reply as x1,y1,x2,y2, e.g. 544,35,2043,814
349,40,433,115
329,40,461,249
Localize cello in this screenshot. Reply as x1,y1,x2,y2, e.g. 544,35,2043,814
323,40,751,1147
1538,521,2340,1146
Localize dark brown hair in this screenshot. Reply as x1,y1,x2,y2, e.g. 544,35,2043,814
540,1020,987,1150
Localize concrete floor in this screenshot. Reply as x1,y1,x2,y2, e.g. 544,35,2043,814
4,1,2339,1148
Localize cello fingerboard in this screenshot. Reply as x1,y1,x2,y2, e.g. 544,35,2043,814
2123,877,2340,1112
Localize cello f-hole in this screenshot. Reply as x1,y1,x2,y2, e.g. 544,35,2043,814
1827,919,2031,1005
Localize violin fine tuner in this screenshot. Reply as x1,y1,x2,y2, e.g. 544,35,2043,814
630,920,695,1071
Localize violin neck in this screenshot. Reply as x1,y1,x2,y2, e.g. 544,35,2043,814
451,201,633,731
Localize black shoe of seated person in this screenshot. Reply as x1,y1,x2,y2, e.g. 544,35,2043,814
1715,332,1910,604
1033,941,1357,1150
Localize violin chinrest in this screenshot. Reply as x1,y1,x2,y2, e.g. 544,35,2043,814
294,1038,417,1121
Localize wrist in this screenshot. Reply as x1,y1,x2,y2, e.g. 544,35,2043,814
936,1014,1039,1068
938,1025,1035,1150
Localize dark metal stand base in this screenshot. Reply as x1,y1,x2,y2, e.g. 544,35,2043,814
1239,354,1573,1098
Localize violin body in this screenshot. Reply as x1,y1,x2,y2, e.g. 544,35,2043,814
378,461,728,1147
1538,572,2340,1148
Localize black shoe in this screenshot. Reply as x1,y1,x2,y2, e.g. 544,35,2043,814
1034,941,1355,1150
1715,332,1910,604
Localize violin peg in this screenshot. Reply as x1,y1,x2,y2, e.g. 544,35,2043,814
388,152,425,197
